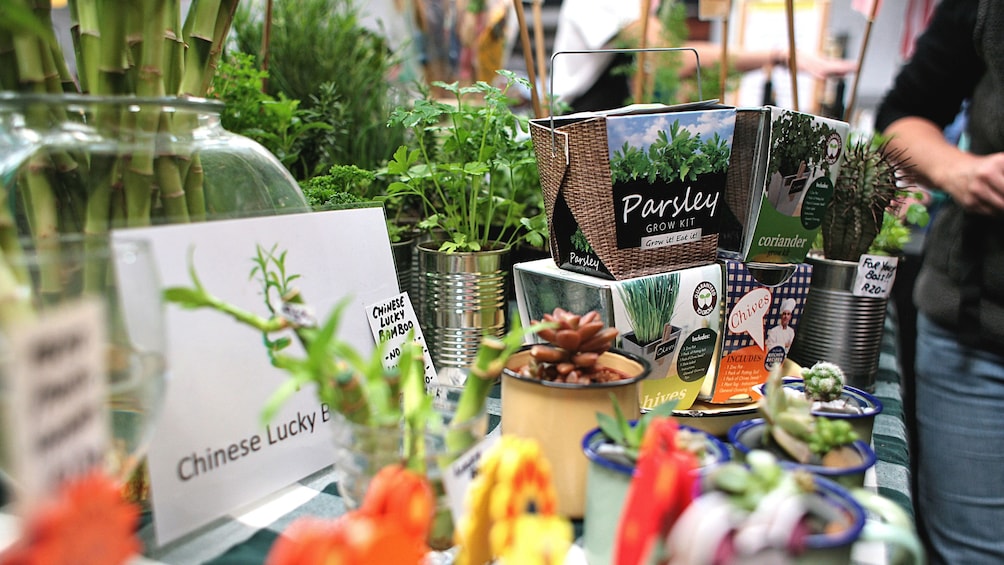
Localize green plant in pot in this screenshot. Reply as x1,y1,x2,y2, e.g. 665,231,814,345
789,134,929,392
729,371,877,487
382,70,548,376
581,399,728,564
617,273,682,379
501,307,650,518
163,244,535,550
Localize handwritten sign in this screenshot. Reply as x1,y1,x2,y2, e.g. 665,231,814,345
4,299,108,505
365,292,439,386
853,254,899,299
442,427,501,524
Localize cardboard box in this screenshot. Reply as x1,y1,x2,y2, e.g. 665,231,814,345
700,258,812,404
529,104,737,280
513,258,723,410
718,106,849,264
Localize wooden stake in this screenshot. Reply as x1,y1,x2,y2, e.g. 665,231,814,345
513,0,543,117
532,0,548,110
260,0,273,93
719,14,729,101
785,0,799,111
632,0,653,103
845,0,881,123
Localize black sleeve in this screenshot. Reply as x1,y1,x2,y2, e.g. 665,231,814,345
874,0,984,133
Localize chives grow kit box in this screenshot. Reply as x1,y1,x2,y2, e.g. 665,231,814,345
701,258,812,404
718,106,849,264
513,258,723,410
529,103,737,280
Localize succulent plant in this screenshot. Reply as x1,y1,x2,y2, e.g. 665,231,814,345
801,361,845,403
821,135,913,262
520,308,623,384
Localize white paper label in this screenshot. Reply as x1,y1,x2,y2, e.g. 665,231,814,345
853,254,899,299
442,426,501,524
5,299,109,504
365,292,438,386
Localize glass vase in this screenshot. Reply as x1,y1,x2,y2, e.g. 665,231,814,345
0,234,166,505
330,388,488,551
0,93,309,240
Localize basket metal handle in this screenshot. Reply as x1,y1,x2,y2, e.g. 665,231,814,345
546,47,705,156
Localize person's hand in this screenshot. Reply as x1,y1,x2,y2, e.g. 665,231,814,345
792,50,857,79
940,152,1004,215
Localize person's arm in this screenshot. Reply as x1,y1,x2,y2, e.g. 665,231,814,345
885,117,1004,216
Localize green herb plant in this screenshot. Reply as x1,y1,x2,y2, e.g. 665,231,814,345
383,70,548,253
609,121,731,185
232,0,406,172
768,111,838,179
617,273,680,345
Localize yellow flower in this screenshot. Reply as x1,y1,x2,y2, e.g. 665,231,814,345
497,515,573,565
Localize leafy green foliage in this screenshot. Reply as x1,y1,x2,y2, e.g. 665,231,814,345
383,70,548,253
596,395,678,463
210,52,333,178
232,0,406,171
768,111,837,178
618,273,680,344
609,120,731,185
570,228,593,253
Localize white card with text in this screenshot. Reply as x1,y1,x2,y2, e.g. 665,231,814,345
4,299,108,506
853,254,899,299
365,293,438,386
117,208,399,545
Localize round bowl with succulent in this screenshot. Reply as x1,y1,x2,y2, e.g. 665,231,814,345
755,361,883,444
730,371,876,488
501,307,650,518
581,399,730,565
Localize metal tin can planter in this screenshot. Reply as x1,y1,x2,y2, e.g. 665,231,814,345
416,241,510,380
789,255,890,392
500,347,649,518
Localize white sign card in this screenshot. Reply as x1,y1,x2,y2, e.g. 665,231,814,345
4,299,109,506
853,254,899,299
365,292,438,386
442,426,501,524
116,208,399,544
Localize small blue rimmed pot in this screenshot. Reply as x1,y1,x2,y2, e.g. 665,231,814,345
580,423,729,565
753,376,883,444
665,470,924,564
728,418,876,488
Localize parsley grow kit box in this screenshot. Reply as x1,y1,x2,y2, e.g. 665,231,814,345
529,103,737,280
513,258,723,410
718,106,849,264
701,258,812,404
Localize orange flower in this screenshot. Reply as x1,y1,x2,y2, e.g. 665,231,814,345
266,465,434,565
1,471,141,565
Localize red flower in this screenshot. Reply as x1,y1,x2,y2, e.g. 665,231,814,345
1,471,141,565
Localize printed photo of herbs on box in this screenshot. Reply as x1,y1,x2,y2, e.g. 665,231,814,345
606,110,736,252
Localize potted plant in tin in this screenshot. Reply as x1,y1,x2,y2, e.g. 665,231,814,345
500,307,650,518
382,70,548,378
789,134,929,391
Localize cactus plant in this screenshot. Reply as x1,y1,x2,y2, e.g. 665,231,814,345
821,136,913,261
518,308,625,384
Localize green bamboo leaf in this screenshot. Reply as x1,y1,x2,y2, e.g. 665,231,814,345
163,286,208,308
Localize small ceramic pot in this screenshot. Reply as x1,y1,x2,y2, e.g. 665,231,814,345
580,424,729,565
728,418,876,488
672,399,759,438
501,347,649,518
752,376,883,444
666,474,924,564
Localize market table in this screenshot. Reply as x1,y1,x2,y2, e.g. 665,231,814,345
135,315,914,565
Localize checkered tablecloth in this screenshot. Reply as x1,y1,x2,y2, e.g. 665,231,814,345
137,315,914,565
